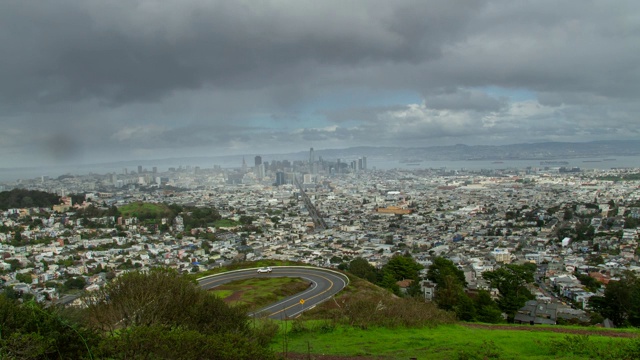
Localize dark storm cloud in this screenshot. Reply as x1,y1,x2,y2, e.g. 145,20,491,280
0,0,639,167
0,0,480,107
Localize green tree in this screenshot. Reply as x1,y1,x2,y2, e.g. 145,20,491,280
0,295,98,359
455,291,477,322
0,189,61,210
427,257,466,287
15,272,32,284
382,253,423,282
589,271,640,327
563,209,574,220
625,216,638,229
575,272,601,292
433,274,464,311
474,290,504,323
426,257,479,320
379,272,401,296
482,264,535,321
65,277,86,290
347,257,378,283
6,259,21,270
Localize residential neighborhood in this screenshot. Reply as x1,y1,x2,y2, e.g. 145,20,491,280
1,161,640,325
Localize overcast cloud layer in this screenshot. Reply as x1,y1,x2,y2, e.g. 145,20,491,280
1,0,639,167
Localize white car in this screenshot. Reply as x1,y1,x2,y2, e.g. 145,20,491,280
256,267,272,273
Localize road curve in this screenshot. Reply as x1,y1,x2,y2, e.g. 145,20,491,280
197,266,349,320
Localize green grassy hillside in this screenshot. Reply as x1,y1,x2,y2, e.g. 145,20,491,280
118,202,174,221
274,323,640,359
211,277,311,311
198,262,640,359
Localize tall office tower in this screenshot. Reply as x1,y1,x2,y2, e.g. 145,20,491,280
309,147,315,164
255,163,265,179
242,156,247,171
275,171,285,186
362,156,367,171
123,168,128,175
254,155,262,167
337,159,341,174
138,165,143,174
152,166,157,173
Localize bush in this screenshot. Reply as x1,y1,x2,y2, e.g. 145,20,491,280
85,268,278,359
85,268,251,335
339,293,455,329
96,325,277,360
0,295,98,359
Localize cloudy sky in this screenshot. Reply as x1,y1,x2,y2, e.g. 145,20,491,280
1,0,639,167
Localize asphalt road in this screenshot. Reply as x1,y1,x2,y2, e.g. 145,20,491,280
198,266,349,320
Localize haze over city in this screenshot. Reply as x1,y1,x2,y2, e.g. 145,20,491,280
1,1,640,169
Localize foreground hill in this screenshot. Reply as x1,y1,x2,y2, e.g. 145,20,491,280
275,323,640,359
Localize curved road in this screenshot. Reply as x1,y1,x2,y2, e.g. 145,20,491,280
198,266,349,320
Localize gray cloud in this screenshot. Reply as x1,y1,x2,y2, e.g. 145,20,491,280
423,89,507,112
0,0,639,167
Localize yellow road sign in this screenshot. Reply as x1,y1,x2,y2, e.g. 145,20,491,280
299,298,305,305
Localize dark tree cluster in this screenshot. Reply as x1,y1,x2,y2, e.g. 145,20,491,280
0,189,61,210
427,257,503,323
481,263,536,321
343,253,423,296
589,271,640,327
182,206,222,229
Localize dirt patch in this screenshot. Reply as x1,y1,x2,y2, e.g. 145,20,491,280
209,284,255,303
223,290,244,302
283,353,389,360
462,323,639,338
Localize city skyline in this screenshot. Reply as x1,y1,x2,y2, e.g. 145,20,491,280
1,1,640,168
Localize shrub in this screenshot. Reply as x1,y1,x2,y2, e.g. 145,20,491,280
339,293,455,328
0,295,98,359
96,325,277,360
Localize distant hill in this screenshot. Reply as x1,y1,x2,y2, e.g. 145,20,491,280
305,140,640,161
4,140,638,180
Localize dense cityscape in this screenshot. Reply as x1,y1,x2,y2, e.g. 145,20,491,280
2,148,640,327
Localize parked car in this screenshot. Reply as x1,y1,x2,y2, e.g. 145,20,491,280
256,267,272,273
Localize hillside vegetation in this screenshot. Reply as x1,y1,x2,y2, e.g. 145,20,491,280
0,189,61,210
0,268,278,359
117,202,174,221
276,323,640,359
5,262,640,359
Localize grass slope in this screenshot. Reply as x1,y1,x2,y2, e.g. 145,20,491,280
274,324,640,359
211,277,310,311
118,202,174,221
213,218,241,228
